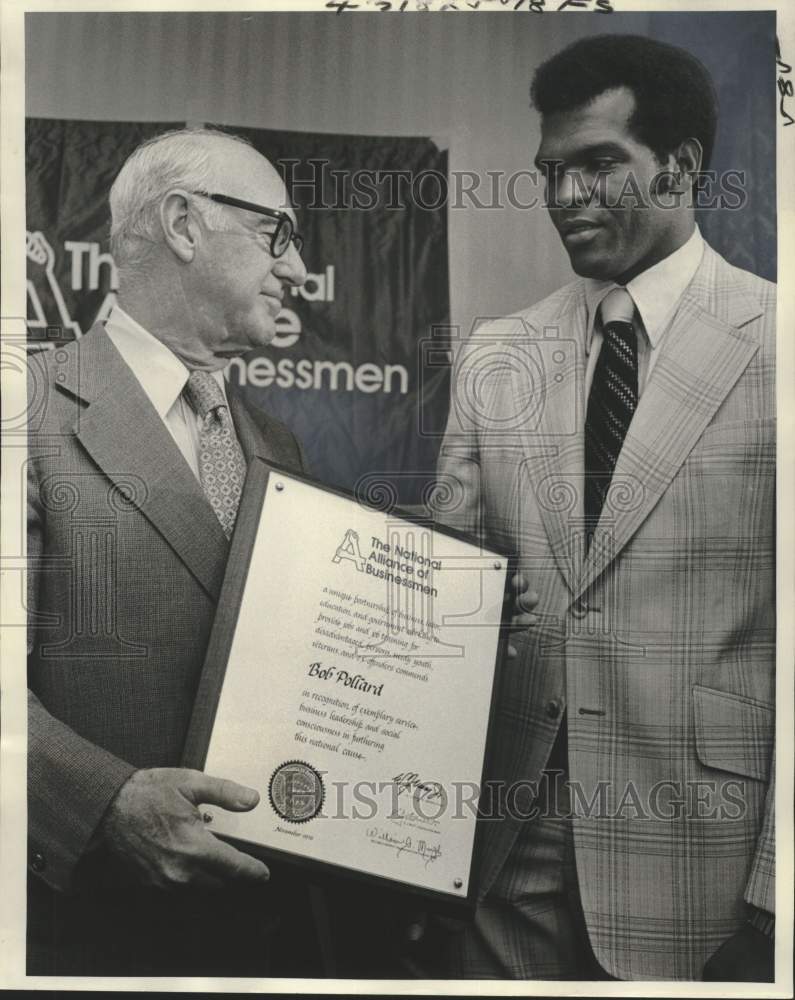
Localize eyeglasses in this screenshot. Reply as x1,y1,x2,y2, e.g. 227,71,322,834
191,190,304,258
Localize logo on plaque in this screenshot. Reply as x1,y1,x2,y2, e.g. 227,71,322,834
332,528,365,571
268,760,325,823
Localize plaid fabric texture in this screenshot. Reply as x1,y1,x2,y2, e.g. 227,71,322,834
448,760,613,980
437,244,775,980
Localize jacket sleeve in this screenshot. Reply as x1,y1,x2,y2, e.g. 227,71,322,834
28,691,137,892
744,753,775,916
434,347,485,542
27,454,135,893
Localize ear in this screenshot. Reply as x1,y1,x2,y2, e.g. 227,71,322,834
673,138,704,188
159,190,198,263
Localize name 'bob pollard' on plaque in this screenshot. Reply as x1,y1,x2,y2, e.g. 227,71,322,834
183,458,509,911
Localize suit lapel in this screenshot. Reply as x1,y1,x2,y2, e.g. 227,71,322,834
61,325,230,601
578,246,763,596
227,379,282,466
516,289,588,594
228,388,265,465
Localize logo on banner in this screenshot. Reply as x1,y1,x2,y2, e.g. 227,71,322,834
26,231,87,341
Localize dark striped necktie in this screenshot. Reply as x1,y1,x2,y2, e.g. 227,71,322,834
584,286,638,542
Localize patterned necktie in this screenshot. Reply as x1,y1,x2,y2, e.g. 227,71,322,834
584,286,638,540
183,370,247,538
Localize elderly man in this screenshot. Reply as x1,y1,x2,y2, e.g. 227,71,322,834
27,128,314,976
437,35,775,981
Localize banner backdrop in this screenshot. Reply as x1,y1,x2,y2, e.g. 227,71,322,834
25,118,450,504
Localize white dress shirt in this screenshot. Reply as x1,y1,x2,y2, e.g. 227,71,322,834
105,306,231,481
583,226,704,398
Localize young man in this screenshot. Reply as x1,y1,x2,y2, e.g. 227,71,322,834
437,34,775,981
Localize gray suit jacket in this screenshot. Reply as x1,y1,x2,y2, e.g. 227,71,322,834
437,244,775,979
27,323,306,900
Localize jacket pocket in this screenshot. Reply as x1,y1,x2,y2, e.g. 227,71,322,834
693,685,773,781
695,417,775,449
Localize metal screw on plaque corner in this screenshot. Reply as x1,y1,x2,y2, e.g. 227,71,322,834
493,561,501,570
453,878,463,889
275,482,284,492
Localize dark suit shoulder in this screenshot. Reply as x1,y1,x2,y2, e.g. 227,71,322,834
233,389,308,475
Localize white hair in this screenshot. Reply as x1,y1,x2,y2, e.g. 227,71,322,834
109,127,255,265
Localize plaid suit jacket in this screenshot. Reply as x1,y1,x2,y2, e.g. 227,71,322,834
437,244,775,980
27,324,307,894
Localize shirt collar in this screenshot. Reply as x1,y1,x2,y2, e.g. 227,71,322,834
104,306,227,418
584,226,704,353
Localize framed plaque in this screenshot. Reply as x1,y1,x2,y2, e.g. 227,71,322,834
184,459,510,910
